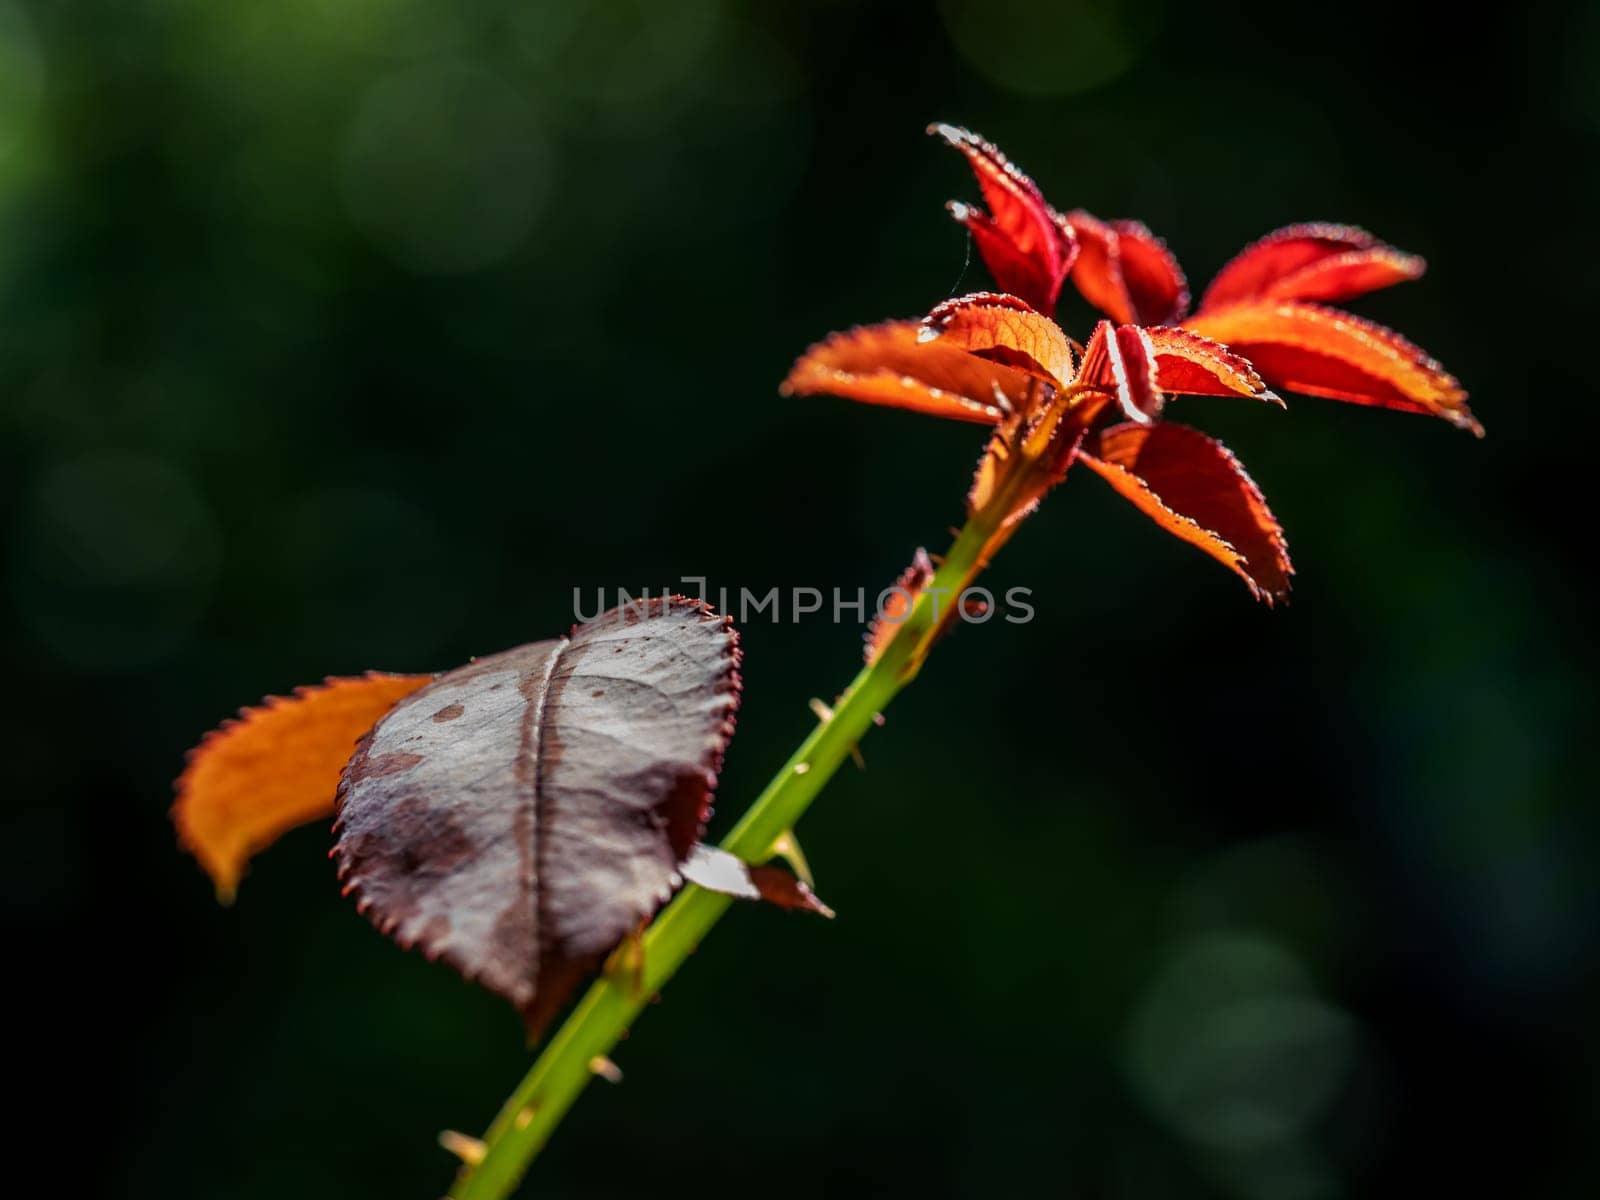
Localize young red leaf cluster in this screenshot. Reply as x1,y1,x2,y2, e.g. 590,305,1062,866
173,599,827,1029
784,126,1480,602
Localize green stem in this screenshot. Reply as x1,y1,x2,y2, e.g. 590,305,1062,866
448,514,999,1200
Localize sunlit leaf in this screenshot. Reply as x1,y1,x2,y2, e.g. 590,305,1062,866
922,291,1075,387
929,123,1078,314
173,673,432,900
1079,422,1292,602
1183,301,1481,434
1200,223,1425,310
1067,209,1190,326
1143,327,1282,405
780,319,1029,423
1080,320,1162,424
968,403,1087,561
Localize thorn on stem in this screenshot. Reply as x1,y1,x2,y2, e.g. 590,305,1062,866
588,1055,624,1084
808,697,834,723
439,1130,487,1166
514,1106,537,1130
606,924,648,995
770,829,815,888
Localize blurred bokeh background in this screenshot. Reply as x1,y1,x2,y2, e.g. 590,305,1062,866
6,1,1597,1196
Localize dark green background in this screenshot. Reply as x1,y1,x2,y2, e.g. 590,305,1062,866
6,1,1596,1196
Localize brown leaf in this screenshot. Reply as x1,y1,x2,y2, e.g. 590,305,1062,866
173,673,432,900
332,597,742,1033
678,844,834,918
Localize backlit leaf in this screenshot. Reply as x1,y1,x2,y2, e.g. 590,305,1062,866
1080,320,1162,424
929,123,1078,314
1200,223,1425,310
1079,422,1292,602
174,673,431,900
1143,327,1282,405
967,405,1087,562
1183,301,1481,434
1067,210,1190,326
921,291,1075,388
780,319,1028,423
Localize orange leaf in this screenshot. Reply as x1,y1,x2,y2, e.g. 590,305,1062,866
1200,223,1425,310
929,123,1077,314
968,409,1086,562
780,319,1029,423
1067,210,1189,326
1143,327,1282,405
1079,320,1162,424
174,673,431,900
1079,422,1292,602
1183,301,1481,435
922,292,1075,388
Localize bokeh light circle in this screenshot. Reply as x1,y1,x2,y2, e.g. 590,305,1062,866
340,60,549,274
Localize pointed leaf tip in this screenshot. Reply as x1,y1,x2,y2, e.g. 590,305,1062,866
865,547,935,664
1080,422,1292,602
1143,327,1282,406
932,124,1077,313
680,845,834,918
1184,301,1477,434
172,672,432,899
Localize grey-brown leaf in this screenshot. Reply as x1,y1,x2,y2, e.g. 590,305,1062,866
332,597,741,1031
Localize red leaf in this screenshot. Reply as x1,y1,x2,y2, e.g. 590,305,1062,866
865,547,934,664
922,291,1075,388
780,319,1028,423
173,673,432,900
1183,301,1481,435
929,123,1078,314
1079,422,1292,602
1143,327,1282,405
333,597,743,1033
1066,210,1190,326
1080,320,1162,424
1200,223,1426,310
